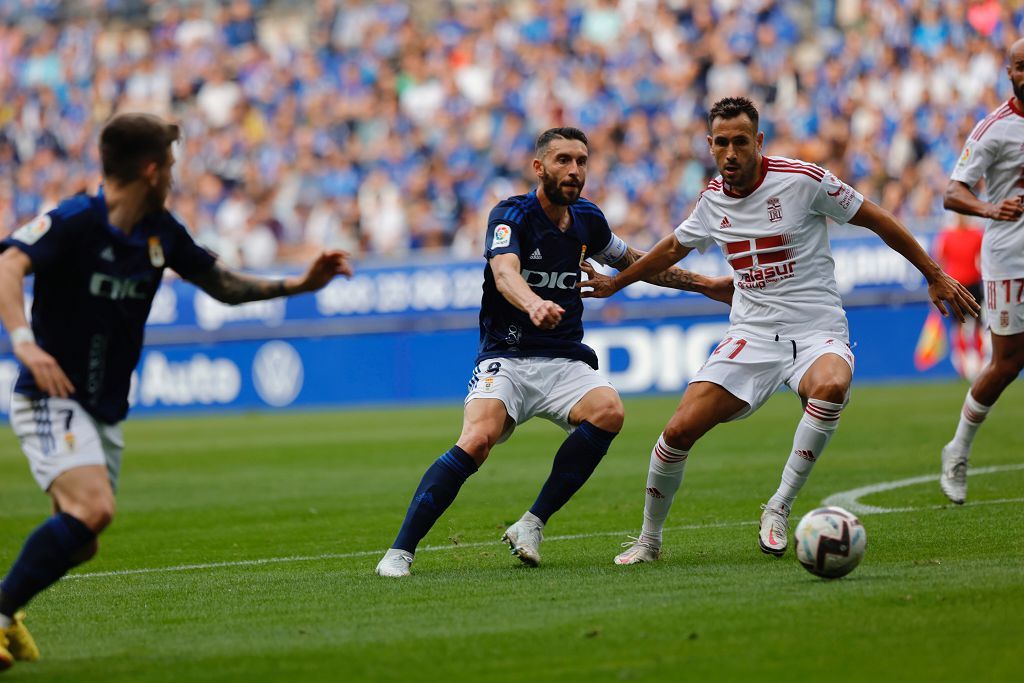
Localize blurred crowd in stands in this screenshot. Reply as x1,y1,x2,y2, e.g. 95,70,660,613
0,0,1020,266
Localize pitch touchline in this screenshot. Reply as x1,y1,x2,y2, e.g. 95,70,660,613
64,490,1024,581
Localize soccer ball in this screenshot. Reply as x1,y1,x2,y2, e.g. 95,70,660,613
794,506,867,579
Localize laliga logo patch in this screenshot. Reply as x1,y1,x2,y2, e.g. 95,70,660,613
481,376,496,392
492,224,511,249
12,214,52,245
148,237,165,267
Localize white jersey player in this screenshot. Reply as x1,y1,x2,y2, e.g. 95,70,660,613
939,37,1024,505
581,96,977,562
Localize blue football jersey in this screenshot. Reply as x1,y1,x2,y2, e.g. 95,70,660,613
1,190,216,423
477,190,627,369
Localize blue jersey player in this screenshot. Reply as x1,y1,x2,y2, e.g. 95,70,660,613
0,113,351,670
376,127,732,577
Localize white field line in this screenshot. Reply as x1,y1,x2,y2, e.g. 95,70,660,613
64,519,749,580
64,481,1024,582
822,463,1024,515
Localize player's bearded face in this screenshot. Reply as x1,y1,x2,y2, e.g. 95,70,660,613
536,138,587,205
541,165,584,205
709,114,763,192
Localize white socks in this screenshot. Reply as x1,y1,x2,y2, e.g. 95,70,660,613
770,398,843,510
639,434,689,546
950,390,991,452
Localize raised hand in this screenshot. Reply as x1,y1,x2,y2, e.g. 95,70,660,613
929,272,981,323
577,261,620,299
298,250,353,292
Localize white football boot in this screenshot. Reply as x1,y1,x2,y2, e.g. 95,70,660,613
940,442,969,505
375,548,414,577
758,502,791,556
613,536,661,565
501,520,544,567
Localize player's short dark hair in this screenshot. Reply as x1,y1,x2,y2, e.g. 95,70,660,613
99,113,181,183
707,97,760,132
535,127,589,157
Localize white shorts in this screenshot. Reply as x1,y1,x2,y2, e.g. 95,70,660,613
9,394,124,492
985,279,1024,336
690,333,855,420
465,357,615,441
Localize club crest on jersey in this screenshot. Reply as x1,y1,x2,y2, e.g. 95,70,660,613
12,214,52,245
767,197,783,223
492,224,511,249
148,236,165,267
579,244,587,266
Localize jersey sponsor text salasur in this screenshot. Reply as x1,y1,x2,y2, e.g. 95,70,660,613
673,156,864,341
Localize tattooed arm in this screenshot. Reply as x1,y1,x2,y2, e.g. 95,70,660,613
603,246,734,305
189,250,353,305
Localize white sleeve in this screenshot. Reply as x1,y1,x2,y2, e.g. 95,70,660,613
672,200,714,253
809,170,864,224
950,123,996,189
590,232,628,266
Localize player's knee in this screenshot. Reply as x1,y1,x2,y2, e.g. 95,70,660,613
456,434,493,464
662,423,699,451
807,378,848,404
78,497,116,533
586,400,625,433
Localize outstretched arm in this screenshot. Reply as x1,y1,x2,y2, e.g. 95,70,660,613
0,247,74,397
849,199,980,322
578,233,693,299
490,252,564,329
188,250,352,305
944,179,1024,221
605,246,733,305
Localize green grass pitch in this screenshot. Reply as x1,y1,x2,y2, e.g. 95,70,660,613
1,380,1021,682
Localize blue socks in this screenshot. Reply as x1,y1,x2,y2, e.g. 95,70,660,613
391,423,616,552
393,446,478,553
0,513,96,617
529,421,618,523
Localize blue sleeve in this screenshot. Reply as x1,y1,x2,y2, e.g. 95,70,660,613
0,205,82,273
483,201,523,260
164,213,216,279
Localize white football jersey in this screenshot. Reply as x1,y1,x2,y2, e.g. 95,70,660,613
950,99,1024,280
674,156,864,340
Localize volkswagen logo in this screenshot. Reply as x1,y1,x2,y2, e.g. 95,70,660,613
252,341,304,407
